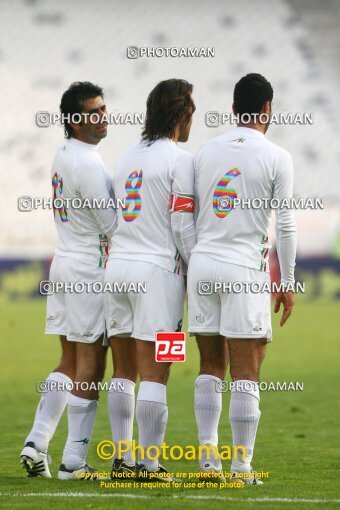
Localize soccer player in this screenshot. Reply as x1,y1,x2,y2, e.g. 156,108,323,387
20,82,116,479
104,79,196,479
188,74,297,485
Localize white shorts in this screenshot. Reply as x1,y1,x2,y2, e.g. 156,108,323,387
188,253,272,342
45,255,106,343
104,259,185,341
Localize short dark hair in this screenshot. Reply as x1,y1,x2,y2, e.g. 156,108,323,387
233,73,273,116
60,81,104,139
142,79,195,144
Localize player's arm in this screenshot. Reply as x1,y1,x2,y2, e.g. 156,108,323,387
273,150,297,326
193,152,200,223
170,151,196,266
77,161,117,239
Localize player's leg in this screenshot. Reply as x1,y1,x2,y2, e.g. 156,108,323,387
21,255,76,478
136,339,171,474
188,253,228,477
58,258,108,479
104,259,138,475
24,335,76,450
21,335,76,478
108,336,137,474
227,338,266,483
194,334,228,476
132,262,185,479
220,263,271,485
59,336,107,478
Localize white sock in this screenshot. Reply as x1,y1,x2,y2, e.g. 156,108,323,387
194,374,222,469
25,371,71,452
61,394,98,470
136,381,168,471
229,380,261,473
108,378,135,465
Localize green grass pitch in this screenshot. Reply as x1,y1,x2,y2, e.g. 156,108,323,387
0,296,340,509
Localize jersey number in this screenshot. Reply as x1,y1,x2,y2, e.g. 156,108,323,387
213,168,241,218
52,172,68,222
122,170,143,222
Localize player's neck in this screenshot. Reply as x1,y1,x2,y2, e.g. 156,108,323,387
237,123,266,134
171,123,181,143
72,134,100,146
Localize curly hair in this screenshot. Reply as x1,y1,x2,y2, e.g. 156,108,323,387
142,79,195,144
60,81,104,139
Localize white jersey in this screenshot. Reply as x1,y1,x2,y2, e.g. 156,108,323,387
109,138,195,274
192,127,297,284
52,137,117,267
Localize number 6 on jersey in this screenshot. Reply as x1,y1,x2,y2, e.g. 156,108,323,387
213,168,241,218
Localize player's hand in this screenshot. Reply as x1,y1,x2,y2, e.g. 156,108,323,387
274,290,294,327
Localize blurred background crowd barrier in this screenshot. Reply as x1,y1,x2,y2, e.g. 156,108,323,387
1,0,339,301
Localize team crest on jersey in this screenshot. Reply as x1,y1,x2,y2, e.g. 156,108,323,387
230,137,246,143
46,315,56,326
109,318,119,329
196,314,205,324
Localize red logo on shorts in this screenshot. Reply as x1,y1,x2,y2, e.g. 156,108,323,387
155,332,186,362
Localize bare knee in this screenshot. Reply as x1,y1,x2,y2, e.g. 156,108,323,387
139,364,171,385
230,358,262,381
228,338,266,383
199,361,227,381
199,354,228,380
54,361,76,381
113,365,138,383
55,353,76,381
56,336,76,380
110,337,138,383
196,335,228,380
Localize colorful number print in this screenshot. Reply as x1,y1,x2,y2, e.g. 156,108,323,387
52,172,68,222
213,168,241,218
122,170,143,222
